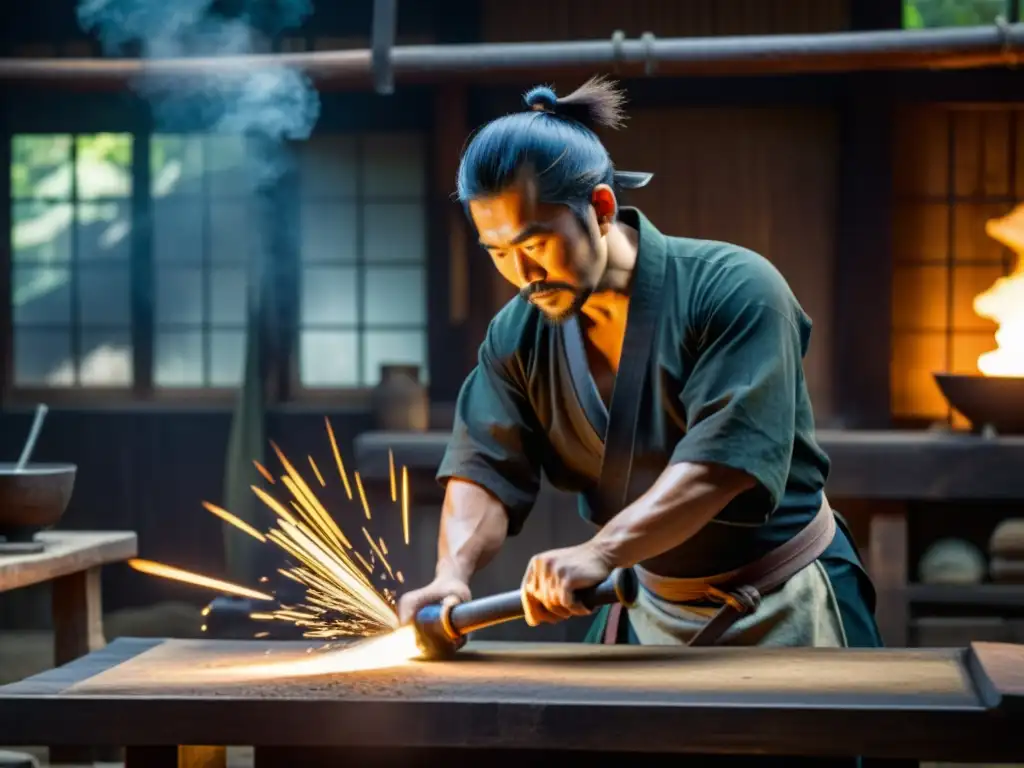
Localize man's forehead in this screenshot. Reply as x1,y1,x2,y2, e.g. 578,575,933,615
472,196,553,241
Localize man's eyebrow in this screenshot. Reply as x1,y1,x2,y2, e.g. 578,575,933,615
510,222,555,244
478,222,555,247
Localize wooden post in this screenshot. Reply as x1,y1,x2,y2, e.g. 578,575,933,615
427,82,472,403
51,566,105,664
869,511,909,647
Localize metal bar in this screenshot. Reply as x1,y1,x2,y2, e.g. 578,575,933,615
371,0,397,95
0,23,1022,91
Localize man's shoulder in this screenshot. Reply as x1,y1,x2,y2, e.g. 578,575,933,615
665,236,801,316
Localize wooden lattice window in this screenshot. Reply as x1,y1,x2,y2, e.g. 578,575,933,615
891,106,1024,425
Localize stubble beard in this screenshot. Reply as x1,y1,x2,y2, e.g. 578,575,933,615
519,281,592,326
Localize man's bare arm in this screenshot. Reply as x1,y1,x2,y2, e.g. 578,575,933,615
397,478,509,624
589,462,755,568
435,478,509,583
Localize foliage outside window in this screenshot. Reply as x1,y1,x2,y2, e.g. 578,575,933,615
11,133,134,388
903,0,1011,28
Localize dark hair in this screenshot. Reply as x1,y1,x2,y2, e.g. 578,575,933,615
455,76,627,221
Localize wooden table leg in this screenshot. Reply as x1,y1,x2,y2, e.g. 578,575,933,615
49,567,105,766
125,746,226,768
868,512,909,648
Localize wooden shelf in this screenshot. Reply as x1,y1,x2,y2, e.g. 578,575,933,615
355,429,1024,501
907,583,1024,612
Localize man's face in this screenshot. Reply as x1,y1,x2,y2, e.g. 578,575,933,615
469,186,606,324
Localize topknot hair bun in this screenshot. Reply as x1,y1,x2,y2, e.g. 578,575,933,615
522,77,626,130
524,85,558,111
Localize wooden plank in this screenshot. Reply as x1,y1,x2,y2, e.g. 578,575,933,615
0,531,137,592
4,639,1023,760
907,584,1024,612
53,639,976,707
966,641,1024,716
0,637,163,696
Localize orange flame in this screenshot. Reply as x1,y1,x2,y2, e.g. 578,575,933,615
977,205,1024,377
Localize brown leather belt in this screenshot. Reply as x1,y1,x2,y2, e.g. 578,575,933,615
603,495,837,646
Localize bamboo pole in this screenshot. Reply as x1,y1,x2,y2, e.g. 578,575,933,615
0,23,1021,92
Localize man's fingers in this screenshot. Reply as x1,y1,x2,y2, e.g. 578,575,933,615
396,592,422,625
441,594,463,608
522,591,542,627
523,588,563,626
398,581,470,625
528,583,572,623
553,587,591,617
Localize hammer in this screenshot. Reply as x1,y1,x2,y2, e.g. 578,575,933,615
411,566,639,659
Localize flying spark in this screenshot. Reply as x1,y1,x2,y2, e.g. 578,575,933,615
128,559,275,601
129,419,412,644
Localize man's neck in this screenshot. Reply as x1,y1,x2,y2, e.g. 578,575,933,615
600,218,640,294
578,219,639,368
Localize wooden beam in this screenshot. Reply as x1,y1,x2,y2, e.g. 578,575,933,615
3,24,1024,91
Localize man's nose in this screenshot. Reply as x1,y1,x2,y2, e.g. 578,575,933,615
514,251,546,283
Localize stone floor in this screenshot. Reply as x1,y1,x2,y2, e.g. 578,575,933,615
0,603,1019,767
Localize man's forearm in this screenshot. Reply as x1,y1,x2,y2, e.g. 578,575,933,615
435,478,509,583
590,462,756,568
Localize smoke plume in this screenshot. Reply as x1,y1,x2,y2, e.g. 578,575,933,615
77,0,321,186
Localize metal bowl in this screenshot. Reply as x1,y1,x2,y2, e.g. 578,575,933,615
933,373,1024,434
0,463,77,541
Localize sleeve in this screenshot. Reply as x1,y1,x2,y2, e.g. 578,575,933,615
436,326,542,537
669,265,803,516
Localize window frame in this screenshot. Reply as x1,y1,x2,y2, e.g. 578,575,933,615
3,124,432,406
5,127,145,405
286,131,431,403
890,101,1024,426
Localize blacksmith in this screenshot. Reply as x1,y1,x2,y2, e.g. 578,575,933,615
398,78,881,657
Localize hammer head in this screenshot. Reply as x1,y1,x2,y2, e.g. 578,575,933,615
412,603,466,660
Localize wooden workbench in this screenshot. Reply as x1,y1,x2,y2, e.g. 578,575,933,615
0,530,137,765
0,531,137,662
0,637,1021,766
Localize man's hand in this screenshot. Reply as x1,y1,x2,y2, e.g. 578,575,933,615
521,541,613,626
396,575,472,626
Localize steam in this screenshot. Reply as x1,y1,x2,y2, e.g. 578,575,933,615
77,0,321,186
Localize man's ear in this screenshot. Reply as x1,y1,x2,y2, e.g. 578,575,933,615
591,184,617,234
